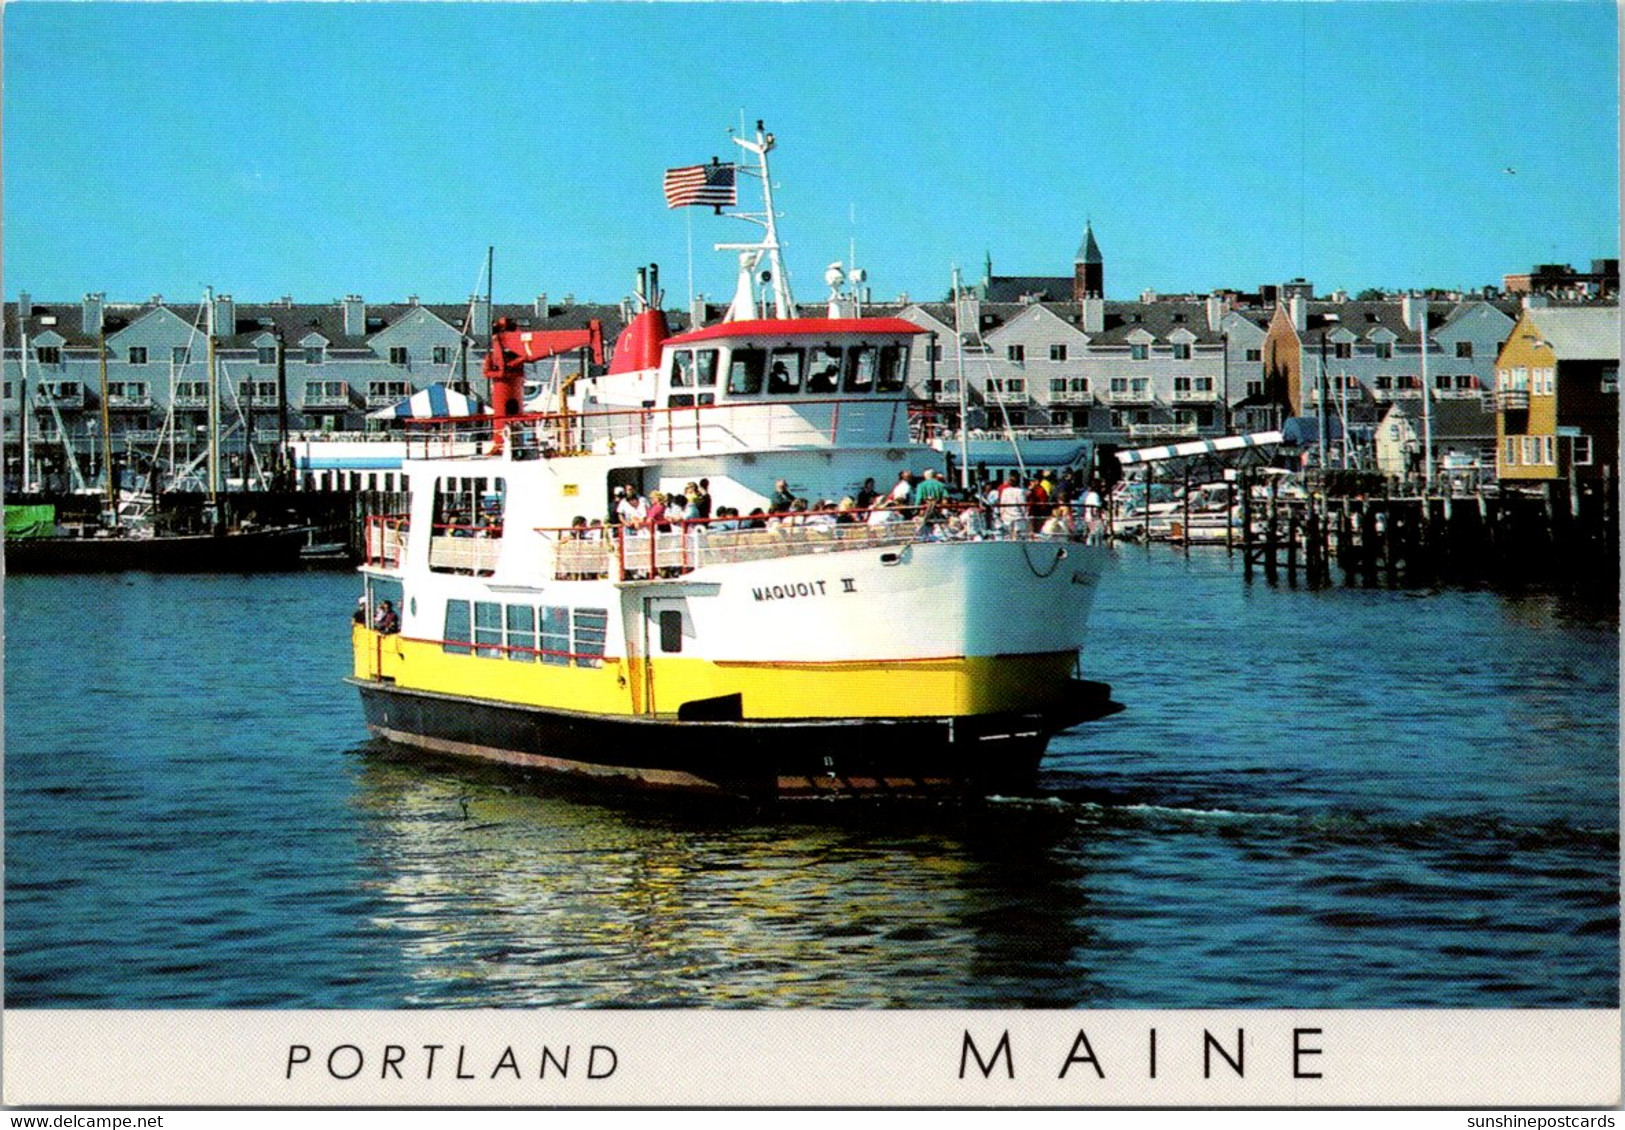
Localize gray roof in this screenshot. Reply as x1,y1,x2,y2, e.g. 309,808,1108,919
982,275,1074,303
1384,396,1499,439
1522,306,1621,360
3,299,637,352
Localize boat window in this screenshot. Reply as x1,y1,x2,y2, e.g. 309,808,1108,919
695,349,719,387
432,476,505,538
728,348,765,395
806,346,841,394
506,605,536,663
474,602,503,658
697,392,715,406
443,600,472,655
844,346,878,393
659,609,683,653
669,350,694,388
767,348,803,394
573,608,608,668
877,345,909,393
667,394,695,408
540,606,571,666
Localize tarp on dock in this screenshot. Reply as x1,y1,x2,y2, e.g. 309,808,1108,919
1280,416,1344,445
4,504,56,540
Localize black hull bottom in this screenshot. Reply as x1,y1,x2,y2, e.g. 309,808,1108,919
352,678,1122,801
4,527,312,573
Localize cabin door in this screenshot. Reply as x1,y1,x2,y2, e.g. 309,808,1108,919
640,596,689,715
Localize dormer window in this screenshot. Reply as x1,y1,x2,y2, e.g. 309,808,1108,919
1172,343,1192,360
308,346,327,365
1334,342,1352,359
36,346,60,365
1131,343,1148,361
1375,342,1393,359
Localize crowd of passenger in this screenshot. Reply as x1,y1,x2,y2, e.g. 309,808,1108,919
566,467,1106,544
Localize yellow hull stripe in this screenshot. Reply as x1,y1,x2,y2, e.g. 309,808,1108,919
353,627,1076,720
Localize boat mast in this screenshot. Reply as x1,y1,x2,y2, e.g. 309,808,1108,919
951,267,970,489
206,287,219,503
97,324,115,519
718,120,794,320
1418,293,1433,491
15,310,31,492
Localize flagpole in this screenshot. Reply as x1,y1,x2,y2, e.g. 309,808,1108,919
686,208,695,314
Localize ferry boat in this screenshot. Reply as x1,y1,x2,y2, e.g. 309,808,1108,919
348,124,1121,800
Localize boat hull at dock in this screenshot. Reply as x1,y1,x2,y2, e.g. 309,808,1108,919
352,675,1121,800
3,526,312,574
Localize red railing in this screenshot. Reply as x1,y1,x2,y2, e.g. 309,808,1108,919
365,513,410,567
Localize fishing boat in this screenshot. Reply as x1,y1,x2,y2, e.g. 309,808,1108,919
4,512,311,573
348,123,1120,800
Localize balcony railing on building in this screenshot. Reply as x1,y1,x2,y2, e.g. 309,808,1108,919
1126,421,1200,441
304,387,358,410
1105,387,1157,404
1494,389,1530,411
36,386,87,410
1169,387,1219,403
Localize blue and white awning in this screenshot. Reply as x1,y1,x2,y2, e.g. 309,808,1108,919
1114,430,1284,466
367,382,487,420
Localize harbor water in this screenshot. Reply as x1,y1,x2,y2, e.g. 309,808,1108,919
4,548,1617,1008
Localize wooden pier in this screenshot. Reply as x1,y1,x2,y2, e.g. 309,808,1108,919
1227,469,1620,588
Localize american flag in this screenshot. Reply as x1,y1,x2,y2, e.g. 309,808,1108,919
663,162,737,210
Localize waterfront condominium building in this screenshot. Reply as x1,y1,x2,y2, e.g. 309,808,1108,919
1,291,626,491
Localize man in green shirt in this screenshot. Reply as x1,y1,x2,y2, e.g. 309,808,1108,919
913,468,950,522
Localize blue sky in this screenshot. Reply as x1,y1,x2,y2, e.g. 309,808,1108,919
2,2,1617,308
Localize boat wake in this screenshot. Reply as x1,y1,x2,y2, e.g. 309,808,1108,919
987,788,1618,855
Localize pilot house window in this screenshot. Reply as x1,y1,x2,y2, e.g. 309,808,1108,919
728,348,765,395
844,346,877,393
768,348,803,394
669,350,694,388
877,344,908,393
694,349,718,387
806,346,842,394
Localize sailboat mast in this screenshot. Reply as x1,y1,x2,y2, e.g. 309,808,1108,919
16,313,31,492
206,287,218,502
98,325,115,517
952,268,970,489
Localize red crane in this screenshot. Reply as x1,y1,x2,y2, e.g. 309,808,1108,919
482,316,605,448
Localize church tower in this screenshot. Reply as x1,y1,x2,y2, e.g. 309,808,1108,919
1073,222,1104,301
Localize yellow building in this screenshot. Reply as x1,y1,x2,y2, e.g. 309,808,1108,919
1493,306,1619,483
